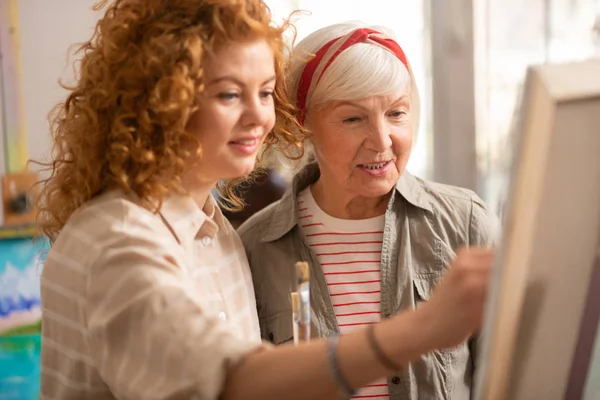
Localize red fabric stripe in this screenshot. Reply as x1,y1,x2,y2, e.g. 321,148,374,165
318,30,370,83
306,231,383,237
321,260,380,266
298,207,308,212
330,290,380,297
324,270,380,276
328,279,380,286
333,301,380,307
299,215,313,220
339,321,377,327
364,384,388,388
295,37,339,124
302,223,323,228
351,395,389,399
317,250,381,256
338,321,377,326
310,241,383,247
336,311,381,317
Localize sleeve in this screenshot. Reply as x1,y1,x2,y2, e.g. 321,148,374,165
467,196,502,397
236,227,268,341
85,224,262,400
469,196,502,247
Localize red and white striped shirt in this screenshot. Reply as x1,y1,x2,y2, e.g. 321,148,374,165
299,187,389,400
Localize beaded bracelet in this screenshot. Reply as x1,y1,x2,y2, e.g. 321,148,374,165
327,335,357,398
366,324,402,372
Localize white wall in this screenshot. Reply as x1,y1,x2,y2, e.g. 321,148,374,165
0,1,98,223
17,0,100,170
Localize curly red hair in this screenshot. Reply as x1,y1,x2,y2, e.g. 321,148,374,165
36,0,304,244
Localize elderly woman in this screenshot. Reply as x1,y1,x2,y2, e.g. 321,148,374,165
239,22,499,400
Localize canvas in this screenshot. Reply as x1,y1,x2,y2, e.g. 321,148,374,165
0,237,45,399
474,58,600,400
0,237,45,333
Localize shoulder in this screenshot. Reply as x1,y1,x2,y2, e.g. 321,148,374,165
46,192,173,285
57,191,169,250
415,177,501,246
237,200,281,249
419,177,484,208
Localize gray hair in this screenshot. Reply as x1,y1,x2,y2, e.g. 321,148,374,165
271,21,421,178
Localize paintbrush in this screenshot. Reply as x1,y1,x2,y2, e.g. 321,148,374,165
291,291,300,345
295,261,311,343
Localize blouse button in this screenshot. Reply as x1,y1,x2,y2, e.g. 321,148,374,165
218,312,227,321
201,236,212,246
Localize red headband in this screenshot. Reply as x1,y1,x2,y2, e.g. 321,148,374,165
296,28,410,125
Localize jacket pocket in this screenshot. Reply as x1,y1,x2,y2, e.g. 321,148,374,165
412,274,468,355
260,310,294,345
413,273,442,302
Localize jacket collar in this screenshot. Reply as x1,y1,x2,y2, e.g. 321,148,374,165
260,163,432,242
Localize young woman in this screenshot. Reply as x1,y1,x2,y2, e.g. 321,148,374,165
38,2,494,399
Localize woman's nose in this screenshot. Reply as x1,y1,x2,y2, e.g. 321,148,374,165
365,122,393,152
242,95,272,127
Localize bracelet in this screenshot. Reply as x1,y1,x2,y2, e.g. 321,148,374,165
366,324,402,372
327,335,357,398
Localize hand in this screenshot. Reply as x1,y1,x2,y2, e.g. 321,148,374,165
417,247,494,350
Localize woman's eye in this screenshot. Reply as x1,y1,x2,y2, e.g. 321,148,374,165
343,116,362,124
260,91,274,100
218,92,239,100
389,111,407,118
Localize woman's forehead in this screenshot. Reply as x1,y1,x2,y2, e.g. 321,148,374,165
327,93,411,110
203,40,275,83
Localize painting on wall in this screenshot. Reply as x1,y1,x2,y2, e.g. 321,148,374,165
0,238,45,335
0,237,45,399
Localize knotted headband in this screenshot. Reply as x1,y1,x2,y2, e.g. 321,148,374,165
296,28,410,125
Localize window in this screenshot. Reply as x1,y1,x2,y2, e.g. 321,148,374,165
476,0,600,213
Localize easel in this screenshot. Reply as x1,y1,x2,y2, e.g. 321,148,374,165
475,59,600,400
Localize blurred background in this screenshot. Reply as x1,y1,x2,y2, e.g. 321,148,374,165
2,0,599,221
0,0,599,398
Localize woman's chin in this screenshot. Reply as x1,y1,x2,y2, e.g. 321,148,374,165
354,173,398,197
224,161,257,180
356,181,396,198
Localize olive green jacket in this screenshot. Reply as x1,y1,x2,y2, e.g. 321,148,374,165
238,163,500,400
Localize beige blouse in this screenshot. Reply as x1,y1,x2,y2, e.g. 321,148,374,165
40,191,262,400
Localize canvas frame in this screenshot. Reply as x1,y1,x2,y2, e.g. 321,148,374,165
474,58,600,400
